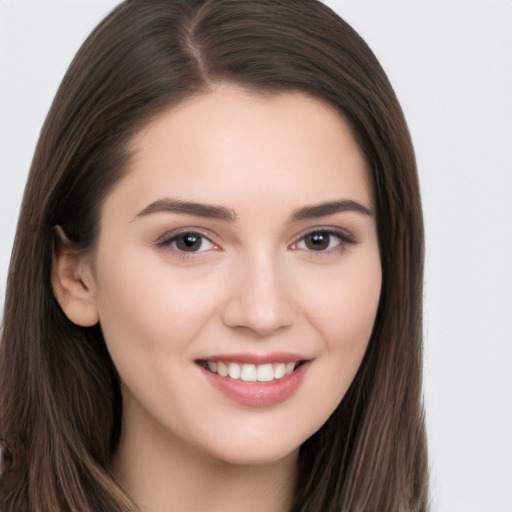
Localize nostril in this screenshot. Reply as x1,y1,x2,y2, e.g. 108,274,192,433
220,267,296,335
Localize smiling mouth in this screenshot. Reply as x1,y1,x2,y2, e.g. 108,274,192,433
196,360,306,383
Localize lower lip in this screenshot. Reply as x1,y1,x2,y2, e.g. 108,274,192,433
199,362,311,407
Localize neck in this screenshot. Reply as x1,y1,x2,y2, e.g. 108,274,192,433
112,410,298,512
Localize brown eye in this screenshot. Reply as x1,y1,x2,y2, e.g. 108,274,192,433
175,233,203,252
303,231,333,251
291,229,355,253
155,231,216,254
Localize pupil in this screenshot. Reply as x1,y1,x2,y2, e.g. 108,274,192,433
306,232,329,251
178,234,201,251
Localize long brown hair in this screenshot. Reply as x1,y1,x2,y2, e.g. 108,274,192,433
0,1,428,510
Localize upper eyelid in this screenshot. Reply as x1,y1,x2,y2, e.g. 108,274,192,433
152,225,356,249
291,226,356,244
154,228,216,246
153,231,219,258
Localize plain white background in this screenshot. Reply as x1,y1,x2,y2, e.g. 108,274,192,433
0,1,511,510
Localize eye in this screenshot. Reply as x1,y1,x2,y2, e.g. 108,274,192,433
156,231,216,253
291,229,355,252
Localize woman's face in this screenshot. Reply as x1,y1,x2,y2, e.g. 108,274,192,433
88,85,381,465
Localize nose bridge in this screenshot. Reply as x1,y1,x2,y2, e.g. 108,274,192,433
221,247,296,336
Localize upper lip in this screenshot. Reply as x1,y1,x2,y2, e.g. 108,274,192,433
196,352,310,365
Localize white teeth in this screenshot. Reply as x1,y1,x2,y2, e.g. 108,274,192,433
286,362,296,375
241,364,257,382
257,363,274,382
274,363,286,379
228,363,241,379
217,361,229,377
205,361,300,382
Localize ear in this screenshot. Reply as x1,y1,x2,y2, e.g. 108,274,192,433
51,226,99,327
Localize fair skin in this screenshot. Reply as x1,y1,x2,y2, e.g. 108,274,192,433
53,85,381,512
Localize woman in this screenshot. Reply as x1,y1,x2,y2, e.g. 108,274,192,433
0,0,428,510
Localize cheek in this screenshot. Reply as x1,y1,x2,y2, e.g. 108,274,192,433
332,269,381,347
306,256,381,345
300,254,381,392
93,246,222,363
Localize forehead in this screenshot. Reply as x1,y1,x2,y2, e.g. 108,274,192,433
114,85,372,215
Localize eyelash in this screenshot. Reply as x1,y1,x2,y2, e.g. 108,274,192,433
155,230,217,256
155,228,356,256
289,229,356,253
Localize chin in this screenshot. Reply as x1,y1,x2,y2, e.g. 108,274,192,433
207,442,300,467
192,423,314,468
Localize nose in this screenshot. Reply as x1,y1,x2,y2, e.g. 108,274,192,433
221,254,296,337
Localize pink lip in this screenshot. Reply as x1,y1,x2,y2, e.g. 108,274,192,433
199,351,305,364
198,359,311,407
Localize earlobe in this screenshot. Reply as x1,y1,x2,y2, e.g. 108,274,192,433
51,226,99,327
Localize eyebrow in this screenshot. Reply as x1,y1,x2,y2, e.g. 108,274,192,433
289,199,374,222
135,197,373,223
135,198,238,222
